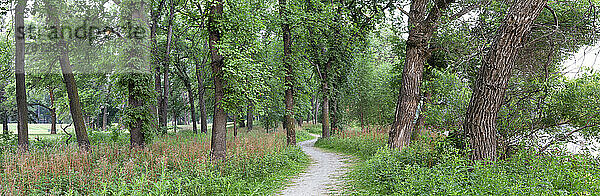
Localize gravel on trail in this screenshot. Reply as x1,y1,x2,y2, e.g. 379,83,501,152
278,134,349,196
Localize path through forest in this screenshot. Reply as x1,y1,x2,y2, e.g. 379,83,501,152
278,134,349,196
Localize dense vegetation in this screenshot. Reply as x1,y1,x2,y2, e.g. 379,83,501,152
1,0,600,194
316,128,600,195
0,128,313,195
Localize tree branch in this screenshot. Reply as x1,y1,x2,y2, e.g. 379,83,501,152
538,123,600,154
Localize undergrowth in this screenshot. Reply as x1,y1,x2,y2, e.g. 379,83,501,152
0,130,310,195
315,128,600,195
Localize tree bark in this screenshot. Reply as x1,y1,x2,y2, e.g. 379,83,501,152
50,88,57,134
194,53,208,134
389,0,453,149
160,0,176,133
152,0,166,132
185,82,197,134
464,0,547,161
15,0,28,151
209,0,227,161
280,0,295,145
321,60,331,138
314,93,319,124
44,0,91,150
122,0,148,149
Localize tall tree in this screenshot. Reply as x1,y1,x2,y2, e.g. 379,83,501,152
209,0,227,160
44,0,91,150
151,0,167,132
117,0,151,148
14,0,28,151
159,0,176,133
193,52,208,134
388,0,454,149
464,0,548,161
280,0,295,146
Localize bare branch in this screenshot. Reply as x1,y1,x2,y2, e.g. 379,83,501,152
538,123,600,154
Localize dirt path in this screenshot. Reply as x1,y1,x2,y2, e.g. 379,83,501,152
278,134,349,196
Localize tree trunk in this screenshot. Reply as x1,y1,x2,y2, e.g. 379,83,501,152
280,0,295,145
186,83,197,134
314,93,319,124
45,0,91,150
464,0,547,161
321,61,331,138
152,0,166,134
331,91,339,135
194,53,208,134
389,0,453,149
50,88,57,134
121,0,148,149
209,0,227,161
160,0,176,134
247,101,253,132
15,0,28,151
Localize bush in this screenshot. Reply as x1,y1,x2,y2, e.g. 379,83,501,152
316,129,600,195
295,130,315,142
314,129,386,159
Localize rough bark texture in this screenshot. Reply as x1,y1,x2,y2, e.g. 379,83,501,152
128,79,145,148
44,0,91,150
15,0,28,151
209,0,227,161
321,61,331,138
389,0,453,149
464,0,547,161
125,0,147,149
281,0,295,146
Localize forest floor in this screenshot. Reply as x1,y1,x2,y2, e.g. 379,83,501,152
278,133,351,196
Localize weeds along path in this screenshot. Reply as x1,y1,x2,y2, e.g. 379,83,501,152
278,134,349,196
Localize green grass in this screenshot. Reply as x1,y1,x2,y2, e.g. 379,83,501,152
302,124,322,135
314,128,600,195
1,128,310,195
295,129,315,142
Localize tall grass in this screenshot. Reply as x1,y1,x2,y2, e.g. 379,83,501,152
0,130,309,195
315,127,600,195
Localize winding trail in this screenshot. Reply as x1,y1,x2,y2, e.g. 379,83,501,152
278,134,349,196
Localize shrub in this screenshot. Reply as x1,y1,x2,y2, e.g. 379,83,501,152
0,130,309,195
317,129,600,195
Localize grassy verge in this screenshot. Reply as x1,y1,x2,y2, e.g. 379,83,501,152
315,128,600,195
295,129,315,142
0,129,309,195
302,124,322,135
